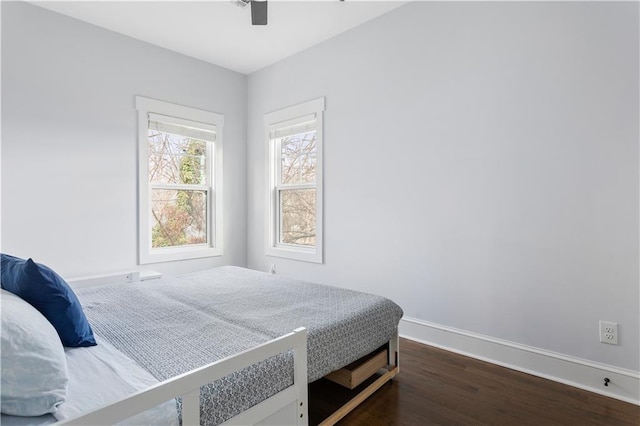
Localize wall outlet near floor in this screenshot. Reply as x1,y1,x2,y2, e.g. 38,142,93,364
599,321,618,345
270,264,276,274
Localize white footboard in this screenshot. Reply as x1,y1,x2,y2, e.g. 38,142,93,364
58,328,308,426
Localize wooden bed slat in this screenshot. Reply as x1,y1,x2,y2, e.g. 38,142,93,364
318,367,399,426
324,349,388,390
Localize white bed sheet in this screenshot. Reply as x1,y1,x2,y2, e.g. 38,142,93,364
1,336,178,425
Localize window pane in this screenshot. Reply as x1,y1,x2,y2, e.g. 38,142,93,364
280,131,316,185
151,189,207,248
279,188,316,246
149,130,207,185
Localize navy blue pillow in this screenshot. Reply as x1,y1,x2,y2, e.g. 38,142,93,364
0,254,96,347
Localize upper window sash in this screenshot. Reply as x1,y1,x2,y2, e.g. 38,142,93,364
274,135,317,189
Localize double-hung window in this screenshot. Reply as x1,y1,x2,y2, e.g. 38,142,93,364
265,97,325,263
136,96,223,264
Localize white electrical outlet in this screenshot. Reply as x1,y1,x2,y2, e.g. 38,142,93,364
123,271,140,283
599,321,618,345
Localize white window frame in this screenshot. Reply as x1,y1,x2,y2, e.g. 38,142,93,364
136,96,223,264
265,97,324,263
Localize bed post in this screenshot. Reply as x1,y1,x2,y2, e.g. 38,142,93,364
181,389,200,426
388,328,399,373
293,327,309,425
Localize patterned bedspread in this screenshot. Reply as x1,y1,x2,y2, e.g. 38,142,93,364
77,266,403,425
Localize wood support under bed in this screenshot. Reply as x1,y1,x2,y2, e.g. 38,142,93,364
318,330,400,426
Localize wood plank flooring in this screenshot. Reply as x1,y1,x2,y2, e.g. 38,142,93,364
309,338,639,425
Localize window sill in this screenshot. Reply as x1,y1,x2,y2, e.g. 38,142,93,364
140,246,222,265
266,245,322,264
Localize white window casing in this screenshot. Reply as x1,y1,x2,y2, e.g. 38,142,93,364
136,96,224,264
265,97,325,263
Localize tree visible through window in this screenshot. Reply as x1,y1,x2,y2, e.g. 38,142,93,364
149,131,209,248
266,97,324,263
136,96,223,264
278,130,317,246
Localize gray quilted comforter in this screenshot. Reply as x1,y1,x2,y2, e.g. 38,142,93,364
77,266,403,425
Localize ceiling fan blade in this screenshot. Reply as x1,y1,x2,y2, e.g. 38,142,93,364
251,0,267,25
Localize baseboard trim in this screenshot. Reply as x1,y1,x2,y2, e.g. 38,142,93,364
399,317,640,405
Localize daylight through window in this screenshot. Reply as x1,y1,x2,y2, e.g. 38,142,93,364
148,114,213,249
266,98,324,263
137,97,223,264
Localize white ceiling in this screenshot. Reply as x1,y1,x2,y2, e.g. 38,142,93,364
31,1,407,74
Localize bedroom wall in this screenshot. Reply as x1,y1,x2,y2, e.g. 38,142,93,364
246,1,640,374
1,1,247,278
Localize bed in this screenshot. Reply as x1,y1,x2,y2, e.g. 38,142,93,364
0,262,403,425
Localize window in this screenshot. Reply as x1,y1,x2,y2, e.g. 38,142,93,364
136,96,223,264
265,97,324,263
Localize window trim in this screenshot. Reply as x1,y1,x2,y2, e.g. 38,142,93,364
136,96,224,264
265,97,325,263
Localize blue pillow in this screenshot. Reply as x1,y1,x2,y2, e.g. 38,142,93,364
0,254,96,347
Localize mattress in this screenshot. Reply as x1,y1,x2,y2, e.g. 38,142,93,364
6,266,402,425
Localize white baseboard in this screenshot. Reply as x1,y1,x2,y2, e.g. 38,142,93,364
399,317,640,405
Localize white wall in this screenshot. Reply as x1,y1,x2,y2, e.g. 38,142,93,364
247,2,639,372
2,0,638,381
1,2,247,278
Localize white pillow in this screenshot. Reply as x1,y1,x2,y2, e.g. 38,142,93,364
1,289,69,416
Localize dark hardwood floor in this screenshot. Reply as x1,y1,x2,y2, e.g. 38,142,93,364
309,338,639,425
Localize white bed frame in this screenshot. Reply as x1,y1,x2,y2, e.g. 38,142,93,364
57,328,308,426
60,274,400,426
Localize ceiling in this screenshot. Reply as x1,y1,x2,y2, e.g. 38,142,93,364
31,1,408,75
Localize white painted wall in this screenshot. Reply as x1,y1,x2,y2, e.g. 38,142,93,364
1,2,247,278
2,0,638,380
247,2,639,372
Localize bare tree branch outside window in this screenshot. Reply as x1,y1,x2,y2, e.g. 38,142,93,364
149,130,208,248
278,131,316,246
